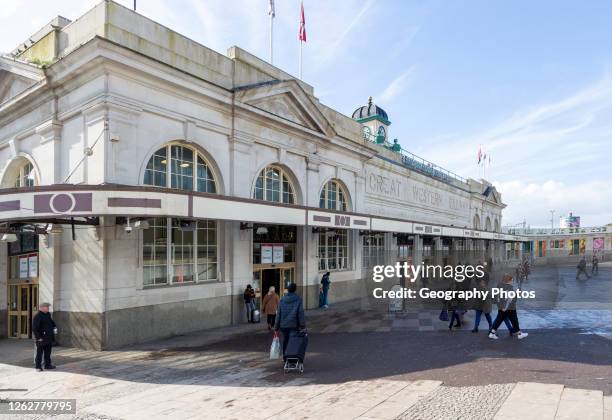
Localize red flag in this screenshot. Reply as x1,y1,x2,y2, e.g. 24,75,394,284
299,2,307,42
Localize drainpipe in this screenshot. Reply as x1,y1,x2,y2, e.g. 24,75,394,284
229,58,236,325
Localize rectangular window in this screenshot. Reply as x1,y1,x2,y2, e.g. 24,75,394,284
362,233,385,268
172,219,195,283
318,229,349,272
143,217,168,286
143,218,218,286
197,220,217,281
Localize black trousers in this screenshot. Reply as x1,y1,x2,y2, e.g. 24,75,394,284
448,310,461,328
35,343,52,368
267,314,276,327
492,310,520,334
280,328,297,361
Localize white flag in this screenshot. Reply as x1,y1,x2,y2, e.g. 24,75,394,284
268,0,275,17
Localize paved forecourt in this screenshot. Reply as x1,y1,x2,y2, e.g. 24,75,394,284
0,346,609,420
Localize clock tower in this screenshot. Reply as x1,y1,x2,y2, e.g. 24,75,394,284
351,96,391,145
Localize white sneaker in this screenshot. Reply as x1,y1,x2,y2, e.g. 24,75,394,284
517,331,529,340
488,332,499,340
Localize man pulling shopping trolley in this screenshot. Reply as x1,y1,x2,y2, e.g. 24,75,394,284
273,282,308,373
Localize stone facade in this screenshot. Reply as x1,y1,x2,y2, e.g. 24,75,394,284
0,1,518,349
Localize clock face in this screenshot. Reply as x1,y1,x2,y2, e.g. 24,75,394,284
362,126,371,139
377,126,386,138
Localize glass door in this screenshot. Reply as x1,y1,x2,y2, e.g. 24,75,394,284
8,285,19,338
7,284,34,339
19,285,31,338
281,267,294,291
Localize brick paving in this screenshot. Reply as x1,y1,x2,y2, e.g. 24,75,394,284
1,264,610,419
397,384,515,420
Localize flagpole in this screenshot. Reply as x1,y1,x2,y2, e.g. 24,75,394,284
299,40,303,79
298,1,305,79
270,13,273,64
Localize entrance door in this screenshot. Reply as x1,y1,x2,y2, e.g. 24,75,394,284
7,284,36,339
261,268,281,297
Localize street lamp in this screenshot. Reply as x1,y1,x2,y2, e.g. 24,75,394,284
0,233,18,243
550,210,555,230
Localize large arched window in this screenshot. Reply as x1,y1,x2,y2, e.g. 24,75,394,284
473,214,481,230
12,160,36,187
142,144,218,287
144,144,216,193
485,217,492,232
318,179,350,272
253,165,295,204
319,179,348,211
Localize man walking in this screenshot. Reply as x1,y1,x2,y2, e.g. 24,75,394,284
320,271,331,309
274,283,306,361
576,256,590,280
592,254,599,275
488,274,529,340
32,302,57,372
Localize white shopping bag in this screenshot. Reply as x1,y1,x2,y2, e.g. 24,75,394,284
270,333,281,360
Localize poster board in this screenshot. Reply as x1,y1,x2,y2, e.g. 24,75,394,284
28,254,38,277
261,245,273,264
272,245,284,264
19,256,28,279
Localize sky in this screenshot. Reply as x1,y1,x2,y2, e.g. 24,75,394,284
1,0,611,228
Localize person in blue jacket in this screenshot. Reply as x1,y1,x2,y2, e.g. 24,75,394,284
274,283,306,360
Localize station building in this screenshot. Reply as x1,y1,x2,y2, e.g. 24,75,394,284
0,1,524,349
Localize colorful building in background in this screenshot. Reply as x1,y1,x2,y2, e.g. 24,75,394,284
559,212,581,228
507,225,612,264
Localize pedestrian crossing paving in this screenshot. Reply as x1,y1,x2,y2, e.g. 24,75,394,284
310,307,612,340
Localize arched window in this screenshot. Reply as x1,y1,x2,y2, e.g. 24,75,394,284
13,160,36,187
142,144,218,286
253,165,295,204
144,144,217,193
319,179,348,211
318,180,351,272
485,217,492,232
473,214,480,230
494,219,500,233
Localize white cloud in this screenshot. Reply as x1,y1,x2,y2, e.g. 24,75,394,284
312,0,374,69
422,72,612,180
495,179,612,227
377,66,416,104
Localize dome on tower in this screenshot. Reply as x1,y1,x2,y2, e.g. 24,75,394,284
351,97,389,122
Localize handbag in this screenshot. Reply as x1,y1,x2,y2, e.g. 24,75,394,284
269,331,281,360
439,309,449,322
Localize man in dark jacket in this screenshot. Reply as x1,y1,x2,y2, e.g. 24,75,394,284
274,283,305,360
320,272,331,308
32,302,57,371
576,256,590,280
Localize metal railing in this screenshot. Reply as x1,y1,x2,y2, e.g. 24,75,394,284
364,133,468,187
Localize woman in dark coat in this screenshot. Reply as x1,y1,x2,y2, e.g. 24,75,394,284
243,285,256,323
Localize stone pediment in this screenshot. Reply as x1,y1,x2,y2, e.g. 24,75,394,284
489,189,501,204
236,80,335,137
0,58,44,105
